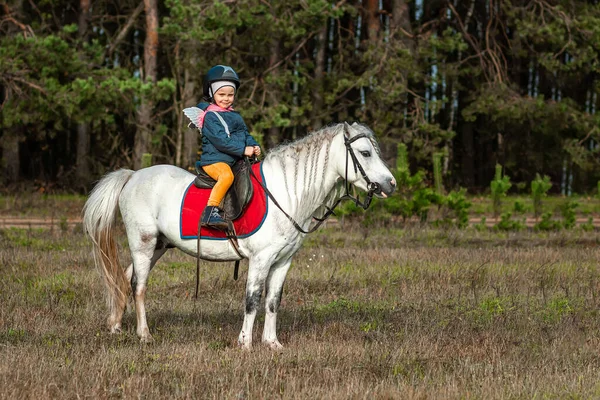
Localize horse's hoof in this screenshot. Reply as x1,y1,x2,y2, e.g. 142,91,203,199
140,336,154,344
109,325,122,334
237,340,252,351
263,339,283,351
139,333,154,343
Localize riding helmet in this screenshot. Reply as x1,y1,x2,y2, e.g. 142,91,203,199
203,65,240,99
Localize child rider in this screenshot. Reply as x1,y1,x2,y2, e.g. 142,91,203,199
196,65,261,230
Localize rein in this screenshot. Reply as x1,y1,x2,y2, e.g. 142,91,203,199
248,128,381,234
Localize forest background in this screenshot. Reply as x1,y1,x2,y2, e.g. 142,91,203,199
1,0,599,195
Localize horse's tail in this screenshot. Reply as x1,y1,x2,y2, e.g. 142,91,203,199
83,169,135,323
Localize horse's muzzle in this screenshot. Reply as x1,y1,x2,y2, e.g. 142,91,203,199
376,176,396,198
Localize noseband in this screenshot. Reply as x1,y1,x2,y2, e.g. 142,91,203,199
249,126,381,234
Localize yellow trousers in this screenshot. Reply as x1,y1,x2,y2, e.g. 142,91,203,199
202,162,234,207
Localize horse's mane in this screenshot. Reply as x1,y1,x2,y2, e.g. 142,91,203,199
262,122,380,223
265,122,379,160
265,123,342,160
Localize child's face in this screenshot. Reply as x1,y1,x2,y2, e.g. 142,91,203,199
213,86,235,108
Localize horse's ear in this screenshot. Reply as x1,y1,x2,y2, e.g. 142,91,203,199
351,122,359,127
343,122,352,138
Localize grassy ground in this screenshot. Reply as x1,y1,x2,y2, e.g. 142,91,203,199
0,193,86,217
2,192,600,216
469,194,600,216
1,223,600,398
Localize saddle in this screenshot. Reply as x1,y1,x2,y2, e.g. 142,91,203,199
194,159,254,221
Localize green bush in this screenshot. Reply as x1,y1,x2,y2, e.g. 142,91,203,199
335,199,363,219
475,216,488,231
383,144,444,222
534,212,561,231
513,199,526,214
491,164,511,218
581,217,594,232
442,189,472,228
494,212,525,231
531,174,552,219
560,199,579,230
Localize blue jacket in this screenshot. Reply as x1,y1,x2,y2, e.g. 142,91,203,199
196,102,260,167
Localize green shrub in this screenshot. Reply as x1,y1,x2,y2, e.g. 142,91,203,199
560,199,578,230
335,199,363,219
491,164,511,218
412,187,444,222
442,189,472,228
531,174,552,219
475,216,487,231
383,144,444,222
494,212,525,231
534,212,561,231
581,217,594,232
513,199,526,214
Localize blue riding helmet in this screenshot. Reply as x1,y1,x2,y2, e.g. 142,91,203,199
203,65,241,99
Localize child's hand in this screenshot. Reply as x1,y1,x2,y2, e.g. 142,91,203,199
244,146,255,156
253,146,261,157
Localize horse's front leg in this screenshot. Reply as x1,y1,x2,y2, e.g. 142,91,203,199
262,257,293,350
238,253,275,350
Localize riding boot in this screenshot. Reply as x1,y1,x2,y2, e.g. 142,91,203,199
200,206,229,230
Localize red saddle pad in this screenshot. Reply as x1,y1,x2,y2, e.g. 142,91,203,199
180,162,268,239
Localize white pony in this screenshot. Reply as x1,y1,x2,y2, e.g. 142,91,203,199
83,122,396,349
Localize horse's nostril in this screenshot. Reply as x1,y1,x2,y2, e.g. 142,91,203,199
390,177,396,187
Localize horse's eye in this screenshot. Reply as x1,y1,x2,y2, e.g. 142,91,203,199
360,151,371,158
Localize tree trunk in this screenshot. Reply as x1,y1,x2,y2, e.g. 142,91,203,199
460,120,475,189
1,0,24,183
78,0,90,36
180,63,198,171
458,87,475,188
76,0,91,185
387,0,414,166
391,0,413,51
1,86,19,183
2,129,20,184
76,122,91,182
134,0,158,170
266,39,281,149
365,0,380,42
311,24,327,131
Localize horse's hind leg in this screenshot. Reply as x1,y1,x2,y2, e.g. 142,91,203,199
129,234,168,342
107,263,134,334
262,257,293,350
108,245,167,336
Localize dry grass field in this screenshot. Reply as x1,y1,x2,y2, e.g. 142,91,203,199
1,222,600,399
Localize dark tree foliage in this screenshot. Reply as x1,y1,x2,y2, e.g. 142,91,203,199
0,0,598,193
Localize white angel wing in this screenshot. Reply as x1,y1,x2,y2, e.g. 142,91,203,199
183,107,204,132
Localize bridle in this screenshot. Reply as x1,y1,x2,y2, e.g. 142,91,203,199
342,129,382,209
249,124,382,234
